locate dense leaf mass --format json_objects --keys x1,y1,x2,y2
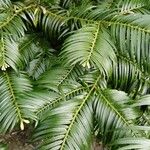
[{"x1": 0, "y1": 0, "x2": 150, "y2": 149}]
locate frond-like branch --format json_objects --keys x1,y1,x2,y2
[
  {"x1": 0, "y1": 35, "x2": 21, "y2": 71},
  {"x1": 109, "y1": 58, "x2": 150, "y2": 96},
  {"x1": 32, "y1": 96, "x2": 93, "y2": 150},
  {"x1": 35, "y1": 84, "x2": 86, "y2": 116},
  {"x1": 60, "y1": 24, "x2": 116, "y2": 76},
  {"x1": 35, "y1": 64, "x2": 84, "y2": 92},
  {"x1": 0, "y1": 71, "x2": 33, "y2": 133},
  {"x1": 32, "y1": 75, "x2": 101, "y2": 150},
  {"x1": 59, "y1": 75, "x2": 100, "y2": 149},
  {"x1": 18, "y1": 33, "x2": 57, "y2": 79},
  {"x1": 118, "y1": 0, "x2": 150, "y2": 14},
  {"x1": 0, "y1": 4, "x2": 36, "y2": 37},
  {"x1": 0, "y1": 4, "x2": 37, "y2": 70},
  {"x1": 112, "y1": 137, "x2": 150, "y2": 150},
  {"x1": 93, "y1": 89, "x2": 138, "y2": 145},
  {"x1": 0, "y1": 0, "x2": 11, "y2": 10}
]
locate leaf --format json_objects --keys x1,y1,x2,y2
[
  {"x1": 28, "y1": 6, "x2": 68, "y2": 41},
  {"x1": 61, "y1": 24, "x2": 116, "y2": 76},
  {"x1": 20, "y1": 76, "x2": 86, "y2": 119},
  {"x1": 109, "y1": 58, "x2": 150, "y2": 96},
  {"x1": 32, "y1": 74, "x2": 101, "y2": 149},
  {"x1": 132, "y1": 95, "x2": 150, "y2": 106},
  {"x1": 18, "y1": 34, "x2": 40, "y2": 66},
  {"x1": 18, "y1": 33, "x2": 57, "y2": 78},
  {"x1": 32, "y1": 93, "x2": 93, "y2": 150},
  {"x1": 0, "y1": 0, "x2": 11, "y2": 10},
  {"x1": 112, "y1": 137, "x2": 150, "y2": 150},
  {"x1": 0, "y1": 35, "x2": 21, "y2": 71},
  {"x1": 36, "y1": 65, "x2": 73, "y2": 92},
  {"x1": 118, "y1": 0, "x2": 149, "y2": 14},
  {"x1": 0, "y1": 71, "x2": 34, "y2": 133},
  {"x1": 0, "y1": 11, "x2": 26, "y2": 39},
  {"x1": 0, "y1": 143, "x2": 8, "y2": 150},
  {"x1": 36, "y1": 64, "x2": 84, "y2": 92},
  {"x1": 93, "y1": 89, "x2": 138, "y2": 145},
  {"x1": 111, "y1": 14, "x2": 150, "y2": 77}
]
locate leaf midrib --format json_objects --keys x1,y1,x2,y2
[
  {"x1": 36, "y1": 86, "x2": 88, "y2": 116},
  {"x1": 4, "y1": 72, "x2": 23, "y2": 121},
  {"x1": 0, "y1": 4, "x2": 36, "y2": 30},
  {"x1": 60, "y1": 75, "x2": 101, "y2": 150},
  {"x1": 100, "y1": 91, "x2": 130, "y2": 126},
  {"x1": 85, "y1": 24, "x2": 100, "y2": 64},
  {"x1": 45, "y1": 9, "x2": 150, "y2": 34}
]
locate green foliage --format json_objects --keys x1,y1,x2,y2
[
  {"x1": 0, "y1": 143, "x2": 8, "y2": 150},
  {"x1": 0, "y1": 0, "x2": 150, "y2": 149}
]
